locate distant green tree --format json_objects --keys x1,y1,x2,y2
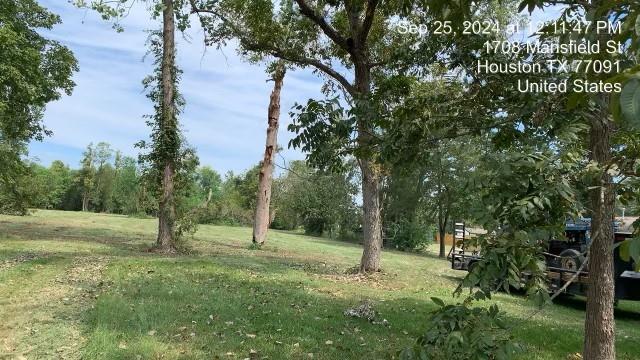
[
  {"x1": 272, "y1": 161, "x2": 360, "y2": 239},
  {"x1": 199, "y1": 168, "x2": 258, "y2": 226},
  {"x1": 78, "y1": 143, "x2": 96, "y2": 211},
  {"x1": 48, "y1": 160, "x2": 72, "y2": 209},
  {"x1": 92, "y1": 142, "x2": 115, "y2": 212},
  {"x1": 110, "y1": 156, "x2": 140, "y2": 215},
  {"x1": 26, "y1": 160, "x2": 73, "y2": 209},
  {"x1": 196, "y1": 166, "x2": 222, "y2": 203}
]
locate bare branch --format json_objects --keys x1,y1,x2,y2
[{"x1": 264, "y1": 47, "x2": 355, "y2": 94}]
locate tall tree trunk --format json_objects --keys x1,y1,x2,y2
[
  {"x1": 360, "y1": 159, "x2": 382, "y2": 271},
  {"x1": 437, "y1": 153, "x2": 447, "y2": 258},
  {"x1": 82, "y1": 192, "x2": 89, "y2": 212},
  {"x1": 253, "y1": 64, "x2": 286, "y2": 245},
  {"x1": 438, "y1": 208, "x2": 448, "y2": 258},
  {"x1": 156, "y1": 0, "x2": 177, "y2": 252},
  {"x1": 354, "y1": 60, "x2": 383, "y2": 273},
  {"x1": 583, "y1": 101, "x2": 616, "y2": 360}
]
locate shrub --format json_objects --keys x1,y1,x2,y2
[{"x1": 386, "y1": 219, "x2": 433, "y2": 251}]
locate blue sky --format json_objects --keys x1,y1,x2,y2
[
  {"x1": 30, "y1": 2, "x2": 561, "y2": 174},
  {"x1": 31, "y1": 0, "x2": 323, "y2": 174}
]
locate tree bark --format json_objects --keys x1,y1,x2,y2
[
  {"x1": 253, "y1": 64, "x2": 286, "y2": 245},
  {"x1": 437, "y1": 153, "x2": 448, "y2": 258},
  {"x1": 354, "y1": 59, "x2": 383, "y2": 272},
  {"x1": 359, "y1": 158, "x2": 383, "y2": 272},
  {"x1": 583, "y1": 101, "x2": 616, "y2": 360},
  {"x1": 438, "y1": 209, "x2": 448, "y2": 258},
  {"x1": 82, "y1": 193, "x2": 89, "y2": 212},
  {"x1": 156, "y1": 0, "x2": 177, "y2": 253}
]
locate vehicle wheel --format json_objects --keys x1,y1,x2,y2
[
  {"x1": 468, "y1": 261, "x2": 478, "y2": 273},
  {"x1": 559, "y1": 249, "x2": 585, "y2": 271}
]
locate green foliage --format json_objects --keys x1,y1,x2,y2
[
  {"x1": 196, "y1": 169, "x2": 256, "y2": 226},
  {"x1": 459, "y1": 149, "x2": 585, "y2": 305},
  {"x1": 0, "y1": 0, "x2": 77, "y2": 143},
  {"x1": 271, "y1": 160, "x2": 361, "y2": 240},
  {"x1": 0, "y1": 142, "x2": 31, "y2": 215},
  {"x1": 400, "y1": 299, "x2": 520, "y2": 360},
  {"x1": 386, "y1": 219, "x2": 434, "y2": 252},
  {"x1": 110, "y1": 155, "x2": 142, "y2": 215},
  {"x1": 288, "y1": 98, "x2": 356, "y2": 172},
  {"x1": 0, "y1": 0, "x2": 77, "y2": 214}
]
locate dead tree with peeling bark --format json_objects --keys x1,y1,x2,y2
[{"x1": 253, "y1": 63, "x2": 286, "y2": 246}]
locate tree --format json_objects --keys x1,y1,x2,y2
[
  {"x1": 93, "y1": 142, "x2": 115, "y2": 212},
  {"x1": 188, "y1": 0, "x2": 515, "y2": 271},
  {"x1": 79, "y1": 143, "x2": 96, "y2": 212},
  {"x1": 73, "y1": 0, "x2": 197, "y2": 249},
  {"x1": 187, "y1": 0, "x2": 419, "y2": 271},
  {"x1": 512, "y1": 1, "x2": 640, "y2": 357},
  {"x1": 253, "y1": 62, "x2": 286, "y2": 245},
  {"x1": 0, "y1": 0, "x2": 77, "y2": 214},
  {"x1": 137, "y1": 21, "x2": 184, "y2": 252},
  {"x1": 48, "y1": 160, "x2": 73, "y2": 209},
  {"x1": 424, "y1": 139, "x2": 483, "y2": 258},
  {"x1": 272, "y1": 160, "x2": 360, "y2": 239},
  {"x1": 111, "y1": 155, "x2": 141, "y2": 214},
  {"x1": 195, "y1": 166, "x2": 222, "y2": 203}
]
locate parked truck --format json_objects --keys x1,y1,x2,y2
[{"x1": 450, "y1": 218, "x2": 640, "y2": 301}]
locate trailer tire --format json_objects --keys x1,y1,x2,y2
[
  {"x1": 468, "y1": 260, "x2": 478, "y2": 273},
  {"x1": 559, "y1": 249, "x2": 585, "y2": 271}
]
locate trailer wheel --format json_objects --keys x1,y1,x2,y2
[
  {"x1": 559, "y1": 249, "x2": 585, "y2": 271},
  {"x1": 468, "y1": 260, "x2": 478, "y2": 273}
]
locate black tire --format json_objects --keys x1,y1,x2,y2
[
  {"x1": 467, "y1": 260, "x2": 478, "y2": 273},
  {"x1": 559, "y1": 249, "x2": 585, "y2": 271}
]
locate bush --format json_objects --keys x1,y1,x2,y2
[
  {"x1": 400, "y1": 298, "x2": 521, "y2": 360},
  {"x1": 386, "y1": 219, "x2": 433, "y2": 251},
  {"x1": 197, "y1": 200, "x2": 253, "y2": 226}
]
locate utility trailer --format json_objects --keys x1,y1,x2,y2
[{"x1": 449, "y1": 218, "x2": 640, "y2": 301}]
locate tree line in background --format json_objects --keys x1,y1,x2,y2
[
  {"x1": 16, "y1": 140, "x2": 494, "y2": 250},
  {"x1": 16, "y1": 142, "x2": 368, "y2": 239}
]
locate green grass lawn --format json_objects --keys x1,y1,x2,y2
[{"x1": 1, "y1": 210, "x2": 639, "y2": 359}]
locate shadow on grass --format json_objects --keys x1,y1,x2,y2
[
  {"x1": 75, "y1": 255, "x2": 640, "y2": 360},
  {"x1": 0, "y1": 220, "x2": 154, "y2": 254},
  {"x1": 78, "y1": 257, "x2": 428, "y2": 360},
  {"x1": 270, "y1": 229, "x2": 446, "y2": 261}
]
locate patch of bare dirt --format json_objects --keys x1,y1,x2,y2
[
  {"x1": 0, "y1": 253, "x2": 46, "y2": 271},
  {"x1": 317, "y1": 269, "x2": 401, "y2": 291}
]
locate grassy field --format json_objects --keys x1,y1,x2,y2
[{"x1": 1, "y1": 210, "x2": 639, "y2": 359}]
